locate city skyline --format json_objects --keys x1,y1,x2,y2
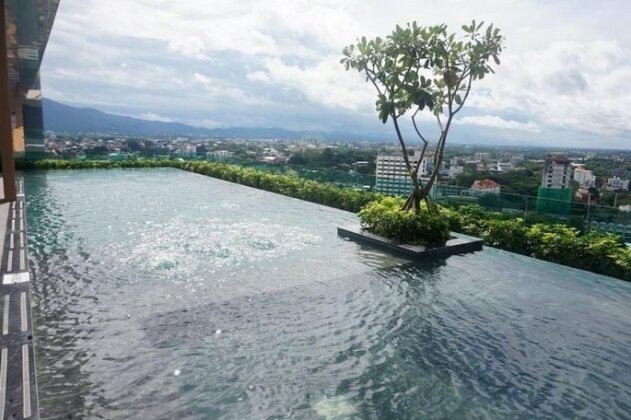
[{"x1": 41, "y1": 0, "x2": 631, "y2": 149}]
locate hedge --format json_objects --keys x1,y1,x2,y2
[
  {"x1": 181, "y1": 161, "x2": 380, "y2": 213},
  {"x1": 18, "y1": 159, "x2": 631, "y2": 281},
  {"x1": 443, "y1": 205, "x2": 631, "y2": 281}
]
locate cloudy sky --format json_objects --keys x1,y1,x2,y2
[{"x1": 41, "y1": 0, "x2": 631, "y2": 148}]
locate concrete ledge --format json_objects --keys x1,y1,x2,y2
[{"x1": 338, "y1": 225, "x2": 483, "y2": 259}]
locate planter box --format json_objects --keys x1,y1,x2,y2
[{"x1": 337, "y1": 225, "x2": 483, "y2": 259}]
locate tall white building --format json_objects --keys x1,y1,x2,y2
[
  {"x1": 207, "y1": 150, "x2": 232, "y2": 161},
  {"x1": 573, "y1": 166, "x2": 596, "y2": 187},
  {"x1": 473, "y1": 152, "x2": 491, "y2": 162},
  {"x1": 375, "y1": 150, "x2": 433, "y2": 196},
  {"x1": 448, "y1": 165, "x2": 464, "y2": 179},
  {"x1": 606, "y1": 176, "x2": 630, "y2": 191},
  {"x1": 542, "y1": 155, "x2": 571, "y2": 189}
]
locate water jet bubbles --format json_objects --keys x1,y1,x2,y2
[{"x1": 314, "y1": 396, "x2": 357, "y2": 419}]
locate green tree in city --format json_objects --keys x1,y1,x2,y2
[{"x1": 341, "y1": 21, "x2": 503, "y2": 212}]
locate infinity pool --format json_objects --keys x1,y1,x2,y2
[{"x1": 25, "y1": 168, "x2": 631, "y2": 419}]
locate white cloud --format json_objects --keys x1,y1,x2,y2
[
  {"x1": 458, "y1": 115, "x2": 540, "y2": 133},
  {"x1": 247, "y1": 56, "x2": 374, "y2": 111},
  {"x1": 41, "y1": 0, "x2": 631, "y2": 146},
  {"x1": 469, "y1": 40, "x2": 631, "y2": 137},
  {"x1": 193, "y1": 73, "x2": 211, "y2": 85},
  {"x1": 139, "y1": 113, "x2": 174, "y2": 123},
  {"x1": 199, "y1": 119, "x2": 226, "y2": 129},
  {"x1": 168, "y1": 36, "x2": 209, "y2": 61},
  {"x1": 193, "y1": 72, "x2": 269, "y2": 105}
]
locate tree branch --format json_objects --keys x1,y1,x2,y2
[
  {"x1": 392, "y1": 58, "x2": 416, "y2": 96},
  {"x1": 365, "y1": 69, "x2": 384, "y2": 97},
  {"x1": 436, "y1": 114, "x2": 444, "y2": 131},
  {"x1": 412, "y1": 108, "x2": 429, "y2": 174},
  {"x1": 391, "y1": 113, "x2": 420, "y2": 193},
  {"x1": 452, "y1": 71, "x2": 474, "y2": 115}
]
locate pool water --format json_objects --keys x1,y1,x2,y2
[{"x1": 25, "y1": 168, "x2": 631, "y2": 419}]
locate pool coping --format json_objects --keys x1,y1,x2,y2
[
  {"x1": 337, "y1": 225, "x2": 483, "y2": 259},
  {"x1": 0, "y1": 176, "x2": 39, "y2": 419}
]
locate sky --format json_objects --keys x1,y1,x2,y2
[{"x1": 41, "y1": 0, "x2": 631, "y2": 149}]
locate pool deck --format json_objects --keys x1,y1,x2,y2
[{"x1": 0, "y1": 177, "x2": 39, "y2": 419}]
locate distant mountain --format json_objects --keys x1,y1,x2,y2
[
  {"x1": 43, "y1": 98, "x2": 211, "y2": 137},
  {"x1": 42, "y1": 98, "x2": 387, "y2": 141}
]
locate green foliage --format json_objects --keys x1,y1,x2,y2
[
  {"x1": 359, "y1": 197, "x2": 450, "y2": 247},
  {"x1": 18, "y1": 160, "x2": 631, "y2": 281},
  {"x1": 181, "y1": 161, "x2": 379, "y2": 213},
  {"x1": 341, "y1": 21, "x2": 503, "y2": 210},
  {"x1": 16, "y1": 158, "x2": 183, "y2": 170},
  {"x1": 452, "y1": 167, "x2": 542, "y2": 197},
  {"x1": 442, "y1": 205, "x2": 631, "y2": 281},
  {"x1": 341, "y1": 21, "x2": 503, "y2": 122}
]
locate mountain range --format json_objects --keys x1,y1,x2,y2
[{"x1": 42, "y1": 98, "x2": 385, "y2": 141}]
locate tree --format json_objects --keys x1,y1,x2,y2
[{"x1": 341, "y1": 21, "x2": 503, "y2": 212}]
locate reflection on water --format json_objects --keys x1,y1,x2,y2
[{"x1": 25, "y1": 169, "x2": 631, "y2": 419}]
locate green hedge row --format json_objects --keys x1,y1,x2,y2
[
  {"x1": 443, "y1": 206, "x2": 631, "y2": 281},
  {"x1": 16, "y1": 159, "x2": 183, "y2": 170},
  {"x1": 20, "y1": 159, "x2": 631, "y2": 281},
  {"x1": 181, "y1": 161, "x2": 380, "y2": 212}
]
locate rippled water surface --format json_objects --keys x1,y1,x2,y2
[{"x1": 25, "y1": 169, "x2": 631, "y2": 419}]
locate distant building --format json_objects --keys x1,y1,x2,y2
[
  {"x1": 606, "y1": 176, "x2": 630, "y2": 191},
  {"x1": 352, "y1": 161, "x2": 369, "y2": 169},
  {"x1": 448, "y1": 165, "x2": 464, "y2": 179},
  {"x1": 573, "y1": 166, "x2": 596, "y2": 187},
  {"x1": 261, "y1": 155, "x2": 287, "y2": 164},
  {"x1": 488, "y1": 161, "x2": 513, "y2": 173},
  {"x1": 178, "y1": 144, "x2": 197, "y2": 159},
  {"x1": 575, "y1": 187, "x2": 593, "y2": 202},
  {"x1": 207, "y1": 150, "x2": 232, "y2": 161},
  {"x1": 107, "y1": 152, "x2": 128, "y2": 161},
  {"x1": 473, "y1": 152, "x2": 491, "y2": 162},
  {"x1": 471, "y1": 179, "x2": 501, "y2": 194},
  {"x1": 375, "y1": 150, "x2": 432, "y2": 196},
  {"x1": 541, "y1": 155, "x2": 571, "y2": 189},
  {"x1": 537, "y1": 155, "x2": 572, "y2": 215}
]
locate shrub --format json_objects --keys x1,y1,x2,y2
[
  {"x1": 444, "y1": 205, "x2": 631, "y2": 281},
  {"x1": 358, "y1": 197, "x2": 450, "y2": 247}
]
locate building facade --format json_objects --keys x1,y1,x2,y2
[
  {"x1": 537, "y1": 155, "x2": 572, "y2": 215},
  {"x1": 1, "y1": 0, "x2": 59, "y2": 200},
  {"x1": 374, "y1": 150, "x2": 432, "y2": 196},
  {"x1": 606, "y1": 176, "x2": 630, "y2": 191},
  {"x1": 471, "y1": 179, "x2": 501, "y2": 194},
  {"x1": 541, "y1": 155, "x2": 571, "y2": 188},
  {"x1": 473, "y1": 152, "x2": 490, "y2": 161},
  {"x1": 573, "y1": 166, "x2": 596, "y2": 187}
]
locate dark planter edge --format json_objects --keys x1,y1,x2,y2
[{"x1": 337, "y1": 225, "x2": 483, "y2": 259}]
